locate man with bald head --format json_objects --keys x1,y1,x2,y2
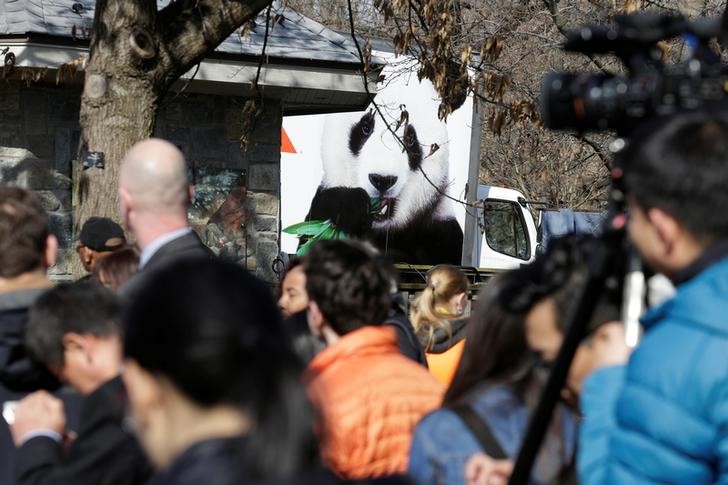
[{"x1": 118, "y1": 138, "x2": 212, "y2": 296}]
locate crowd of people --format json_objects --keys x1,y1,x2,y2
[{"x1": 1, "y1": 110, "x2": 728, "y2": 485}]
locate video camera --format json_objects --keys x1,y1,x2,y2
[{"x1": 541, "y1": 13, "x2": 728, "y2": 134}]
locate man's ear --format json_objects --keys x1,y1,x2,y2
[
  {"x1": 118, "y1": 188, "x2": 133, "y2": 226},
  {"x1": 456, "y1": 292, "x2": 467, "y2": 310},
  {"x1": 307, "y1": 301, "x2": 325, "y2": 337},
  {"x1": 78, "y1": 246, "x2": 93, "y2": 267},
  {"x1": 647, "y1": 207, "x2": 680, "y2": 255},
  {"x1": 44, "y1": 234, "x2": 58, "y2": 270},
  {"x1": 63, "y1": 332, "x2": 91, "y2": 363}
]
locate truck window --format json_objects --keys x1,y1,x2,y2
[{"x1": 482, "y1": 200, "x2": 530, "y2": 260}]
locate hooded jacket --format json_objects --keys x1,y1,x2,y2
[
  {"x1": 419, "y1": 318, "x2": 468, "y2": 387},
  {"x1": 579, "y1": 255, "x2": 728, "y2": 483},
  {"x1": 306, "y1": 326, "x2": 443, "y2": 479}
]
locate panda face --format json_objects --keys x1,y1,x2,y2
[
  {"x1": 348, "y1": 112, "x2": 423, "y2": 172},
  {"x1": 320, "y1": 78, "x2": 454, "y2": 230},
  {"x1": 347, "y1": 112, "x2": 430, "y2": 225}
]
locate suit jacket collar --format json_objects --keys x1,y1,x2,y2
[
  {"x1": 139, "y1": 228, "x2": 193, "y2": 269},
  {"x1": 79, "y1": 375, "x2": 128, "y2": 434}
]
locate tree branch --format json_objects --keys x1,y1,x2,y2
[
  {"x1": 154, "y1": 0, "x2": 272, "y2": 88},
  {"x1": 542, "y1": 0, "x2": 614, "y2": 75}
]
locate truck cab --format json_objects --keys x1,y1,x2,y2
[{"x1": 468, "y1": 185, "x2": 538, "y2": 270}]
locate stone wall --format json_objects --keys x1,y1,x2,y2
[
  {"x1": 0, "y1": 84, "x2": 80, "y2": 280},
  {"x1": 155, "y1": 94, "x2": 282, "y2": 283},
  {"x1": 0, "y1": 82, "x2": 282, "y2": 283}
]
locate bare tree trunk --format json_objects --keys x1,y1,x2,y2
[{"x1": 73, "y1": 0, "x2": 272, "y2": 275}]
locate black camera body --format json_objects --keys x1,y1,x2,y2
[{"x1": 541, "y1": 13, "x2": 728, "y2": 133}]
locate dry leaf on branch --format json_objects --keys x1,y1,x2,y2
[{"x1": 56, "y1": 56, "x2": 86, "y2": 84}]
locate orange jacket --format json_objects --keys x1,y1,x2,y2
[
  {"x1": 426, "y1": 338, "x2": 465, "y2": 387},
  {"x1": 305, "y1": 326, "x2": 444, "y2": 479}
]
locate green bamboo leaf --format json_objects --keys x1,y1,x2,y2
[
  {"x1": 295, "y1": 220, "x2": 335, "y2": 256},
  {"x1": 283, "y1": 220, "x2": 330, "y2": 236},
  {"x1": 296, "y1": 237, "x2": 316, "y2": 256},
  {"x1": 369, "y1": 196, "x2": 381, "y2": 215},
  {"x1": 320, "y1": 225, "x2": 336, "y2": 240}
]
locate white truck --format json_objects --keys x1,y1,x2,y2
[
  {"x1": 279, "y1": 47, "x2": 600, "y2": 278},
  {"x1": 464, "y1": 185, "x2": 603, "y2": 271}
]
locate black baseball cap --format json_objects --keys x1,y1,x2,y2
[{"x1": 79, "y1": 217, "x2": 126, "y2": 252}]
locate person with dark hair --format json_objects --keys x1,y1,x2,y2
[
  {"x1": 93, "y1": 247, "x2": 140, "y2": 291},
  {"x1": 0, "y1": 187, "x2": 59, "y2": 392},
  {"x1": 0, "y1": 187, "x2": 67, "y2": 485},
  {"x1": 279, "y1": 258, "x2": 309, "y2": 317},
  {"x1": 492, "y1": 236, "x2": 628, "y2": 401},
  {"x1": 123, "y1": 257, "x2": 346, "y2": 485},
  {"x1": 303, "y1": 239, "x2": 443, "y2": 479},
  {"x1": 278, "y1": 259, "x2": 324, "y2": 365},
  {"x1": 75, "y1": 217, "x2": 126, "y2": 277},
  {"x1": 408, "y1": 272, "x2": 577, "y2": 485},
  {"x1": 9, "y1": 281, "x2": 151, "y2": 485},
  {"x1": 457, "y1": 236, "x2": 627, "y2": 485},
  {"x1": 282, "y1": 255, "x2": 425, "y2": 367},
  {"x1": 571, "y1": 112, "x2": 728, "y2": 484}
]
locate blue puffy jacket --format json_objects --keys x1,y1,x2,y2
[
  {"x1": 408, "y1": 384, "x2": 575, "y2": 485},
  {"x1": 579, "y1": 256, "x2": 728, "y2": 484}
]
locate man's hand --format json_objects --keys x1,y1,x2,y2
[
  {"x1": 465, "y1": 453, "x2": 514, "y2": 485},
  {"x1": 9, "y1": 391, "x2": 66, "y2": 447}
]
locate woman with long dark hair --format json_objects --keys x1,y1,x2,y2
[
  {"x1": 121, "y1": 258, "x2": 322, "y2": 484},
  {"x1": 407, "y1": 272, "x2": 576, "y2": 485}
]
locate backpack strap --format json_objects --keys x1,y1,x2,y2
[{"x1": 447, "y1": 403, "x2": 508, "y2": 460}]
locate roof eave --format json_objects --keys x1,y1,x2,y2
[{"x1": 0, "y1": 36, "x2": 380, "y2": 114}]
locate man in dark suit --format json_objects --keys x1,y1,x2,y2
[
  {"x1": 9, "y1": 281, "x2": 151, "y2": 485},
  {"x1": 117, "y1": 138, "x2": 212, "y2": 297}
]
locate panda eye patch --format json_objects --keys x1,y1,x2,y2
[{"x1": 348, "y1": 113, "x2": 376, "y2": 156}]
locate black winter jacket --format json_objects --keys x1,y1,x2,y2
[
  {"x1": 15, "y1": 376, "x2": 152, "y2": 485},
  {"x1": 0, "y1": 288, "x2": 60, "y2": 392}
]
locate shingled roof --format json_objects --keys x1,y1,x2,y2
[
  {"x1": 0, "y1": 0, "x2": 382, "y2": 113},
  {"x1": 0, "y1": 0, "x2": 365, "y2": 65}
]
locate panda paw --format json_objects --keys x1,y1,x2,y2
[{"x1": 309, "y1": 186, "x2": 372, "y2": 237}]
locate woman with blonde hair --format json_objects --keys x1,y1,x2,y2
[{"x1": 410, "y1": 265, "x2": 469, "y2": 386}]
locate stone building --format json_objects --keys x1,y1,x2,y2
[{"x1": 0, "y1": 0, "x2": 374, "y2": 282}]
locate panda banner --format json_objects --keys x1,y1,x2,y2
[{"x1": 281, "y1": 55, "x2": 474, "y2": 266}]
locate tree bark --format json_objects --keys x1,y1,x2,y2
[{"x1": 74, "y1": 0, "x2": 272, "y2": 275}]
